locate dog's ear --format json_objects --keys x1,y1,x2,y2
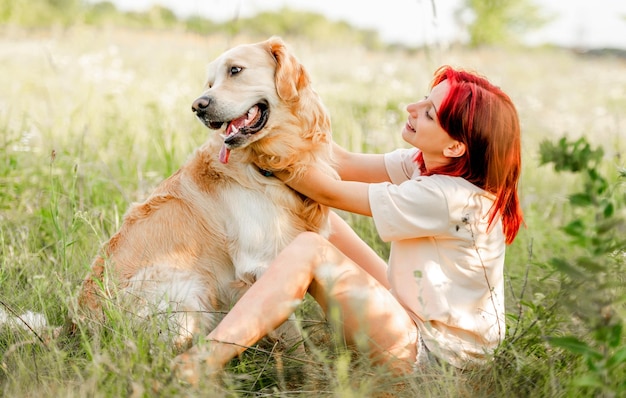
[{"x1": 266, "y1": 36, "x2": 310, "y2": 101}]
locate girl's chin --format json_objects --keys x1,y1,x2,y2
[{"x1": 401, "y1": 128, "x2": 415, "y2": 143}]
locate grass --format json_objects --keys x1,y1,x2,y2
[{"x1": 1, "y1": 26, "x2": 625, "y2": 396}]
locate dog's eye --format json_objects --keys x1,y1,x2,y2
[{"x1": 230, "y1": 66, "x2": 243, "y2": 75}]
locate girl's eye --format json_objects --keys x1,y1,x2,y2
[
  {"x1": 230, "y1": 66, "x2": 242, "y2": 75},
  {"x1": 425, "y1": 109, "x2": 433, "y2": 120}
]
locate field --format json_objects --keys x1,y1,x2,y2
[{"x1": 1, "y1": 26, "x2": 625, "y2": 397}]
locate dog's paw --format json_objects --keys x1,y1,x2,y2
[{"x1": 171, "y1": 347, "x2": 221, "y2": 386}]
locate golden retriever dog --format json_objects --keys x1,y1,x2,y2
[{"x1": 74, "y1": 36, "x2": 336, "y2": 351}]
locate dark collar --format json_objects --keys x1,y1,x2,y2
[{"x1": 258, "y1": 168, "x2": 274, "y2": 177}]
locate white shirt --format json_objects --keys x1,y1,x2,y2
[{"x1": 368, "y1": 148, "x2": 506, "y2": 369}]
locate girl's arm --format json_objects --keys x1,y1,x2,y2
[
  {"x1": 327, "y1": 212, "x2": 390, "y2": 288},
  {"x1": 275, "y1": 143, "x2": 390, "y2": 216},
  {"x1": 275, "y1": 167, "x2": 372, "y2": 216},
  {"x1": 333, "y1": 143, "x2": 390, "y2": 183}
]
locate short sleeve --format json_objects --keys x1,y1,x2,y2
[
  {"x1": 368, "y1": 177, "x2": 450, "y2": 241},
  {"x1": 384, "y1": 148, "x2": 420, "y2": 184}
]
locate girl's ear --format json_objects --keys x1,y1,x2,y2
[{"x1": 443, "y1": 141, "x2": 466, "y2": 158}]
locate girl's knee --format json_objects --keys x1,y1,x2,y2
[
  {"x1": 283, "y1": 232, "x2": 338, "y2": 271},
  {"x1": 290, "y1": 231, "x2": 328, "y2": 253}
]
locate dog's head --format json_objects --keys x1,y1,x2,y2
[{"x1": 192, "y1": 37, "x2": 331, "y2": 167}]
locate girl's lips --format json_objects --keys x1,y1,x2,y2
[{"x1": 405, "y1": 121, "x2": 416, "y2": 132}]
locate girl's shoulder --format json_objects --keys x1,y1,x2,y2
[
  {"x1": 417, "y1": 175, "x2": 498, "y2": 226},
  {"x1": 418, "y1": 174, "x2": 495, "y2": 201}
]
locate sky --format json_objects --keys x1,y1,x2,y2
[{"x1": 99, "y1": 0, "x2": 626, "y2": 50}]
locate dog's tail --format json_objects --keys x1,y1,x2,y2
[{"x1": 0, "y1": 302, "x2": 50, "y2": 343}]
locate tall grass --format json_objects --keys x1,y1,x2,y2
[{"x1": 1, "y1": 26, "x2": 624, "y2": 396}]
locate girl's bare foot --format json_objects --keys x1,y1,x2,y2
[{"x1": 171, "y1": 345, "x2": 222, "y2": 386}]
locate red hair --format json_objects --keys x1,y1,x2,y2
[{"x1": 417, "y1": 66, "x2": 523, "y2": 244}]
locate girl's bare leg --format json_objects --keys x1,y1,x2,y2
[{"x1": 172, "y1": 232, "x2": 418, "y2": 383}]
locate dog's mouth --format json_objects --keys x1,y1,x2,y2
[{"x1": 206, "y1": 102, "x2": 269, "y2": 164}]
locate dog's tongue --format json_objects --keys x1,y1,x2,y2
[
  {"x1": 218, "y1": 106, "x2": 259, "y2": 164},
  {"x1": 218, "y1": 115, "x2": 245, "y2": 164},
  {"x1": 219, "y1": 144, "x2": 231, "y2": 163}
]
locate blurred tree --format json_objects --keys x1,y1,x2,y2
[
  {"x1": 0, "y1": 0, "x2": 81, "y2": 26},
  {"x1": 455, "y1": 0, "x2": 550, "y2": 47},
  {"x1": 83, "y1": 1, "x2": 118, "y2": 25},
  {"x1": 146, "y1": 5, "x2": 177, "y2": 28},
  {"x1": 237, "y1": 8, "x2": 382, "y2": 49},
  {"x1": 184, "y1": 15, "x2": 220, "y2": 35},
  {"x1": 0, "y1": 1, "x2": 383, "y2": 49}
]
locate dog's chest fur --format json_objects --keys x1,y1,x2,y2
[{"x1": 182, "y1": 136, "x2": 325, "y2": 282}]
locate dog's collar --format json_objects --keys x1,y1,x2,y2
[{"x1": 258, "y1": 168, "x2": 274, "y2": 177}]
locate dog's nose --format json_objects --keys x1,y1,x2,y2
[{"x1": 191, "y1": 96, "x2": 210, "y2": 113}]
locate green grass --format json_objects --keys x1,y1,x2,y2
[{"x1": 1, "y1": 26, "x2": 625, "y2": 396}]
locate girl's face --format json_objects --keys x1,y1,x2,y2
[{"x1": 402, "y1": 80, "x2": 461, "y2": 167}]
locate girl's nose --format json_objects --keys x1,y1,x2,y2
[{"x1": 406, "y1": 102, "x2": 419, "y2": 116}]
